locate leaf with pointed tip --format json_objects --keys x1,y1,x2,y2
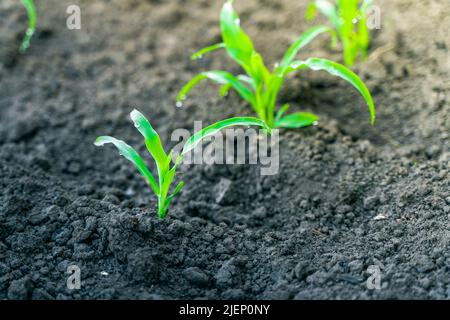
[
  {"x1": 278, "y1": 25, "x2": 336, "y2": 73},
  {"x1": 220, "y1": 0, "x2": 255, "y2": 71},
  {"x1": 275, "y1": 112, "x2": 318, "y2": 129},
  {"x1": 94, "y1": 136, "x2": 159, "y2": 194},
  {"x1": 130, "y1": 109, "x2": 168, "y2": 172},
  {"x1": 182, "y1": 117, "x2": 270, "y2": 155},
  {"x1": 178, "y1": 71, "x2": 256, "y2": 105},
  {"x1": 191, "y1": 43, "x2": 226, "y2": 60},
  {"x1": 286, "y1": 58, "x2": 375, "y2": 125},
  {"x1": 308, "y1": 0, "x2": 339, "y2": 27},
  {"x1": 163, "y1": 181, "x2": 184, "y2": 215},
  {"x1": 274, "y1": 103, "x2": 290, "y2": 124}
]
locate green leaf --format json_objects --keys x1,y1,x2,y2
[
  {"x1": 191, "y1": 43, "x2": 226, "y2": 60},
  {"x1": 278, "y1": 25, "x2": 336, "y2": 73},
  {"x1": 274, "y1": 103, "x2": 290, "y2": 124},
  {"x1": 219, "y1": 75, "x2": 255, "y2": 98},
  {"x1": 178, "y1": 71, "x2": 256, "y2": 105},
  {"x1": 130, "y1": 110, "x2": 168, "y2": 171},
  {"x1": 306, "y1": 2, "x2": 318, "y2": 20},
  {"x1": 172, "y1": 181, "x2": 184, "y2": 197},
  {"x1": 310, "y1": 0, "x2": 339, "y2": 27},
  {"x1": 287, "y1": 58, "x2": 375, "y2": 125},
  {"x1": 94, "y1": 136, "x2": 160, "y2": 195},
  {"x1": 362, "y1": 0, "x2": 373, "y2": 10},
  {"x1": 236, "y1": 75, "x2": 255, "y2": 88},
  {"x1": 275, "y1": 112, "x2": 318, "y2": 129},
  {"x1": 160, "y1": 166, "x2": 177, "y2": 199},
  {"x1": 182, "y1": 117, "x2": 271, "y2": 155},
  {"x1": 250, "y1": 52, "x2": 270, "y2": 85},
  {"x1": 164, "y1": 181, "x2": 184, "y2": 213},
  {"x1": 20, "y1": 0, "x2": 37, "y2": 53},
  {"x1": 220, "y1": 0, "x2": 255, "y2": 71}
]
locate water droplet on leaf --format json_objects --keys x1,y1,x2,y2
[{"x1": 176, "y1": 101, "x2": 183, "y2": 108}]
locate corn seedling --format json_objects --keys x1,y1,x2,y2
[
  {"x1": 307, "y1": 0, "x2": 373, "y2": 66},
  {"x1": 20, "y1": 0, "x2": 37, "y2": 53},
  {"x1": 178, "y1": 0, "x2": 375, "y2": 130},
  {"x1": 94, "y1": 110, "x2": 270, "y2": 219}
]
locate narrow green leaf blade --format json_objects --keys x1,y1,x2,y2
[
  {"x1": 94, "y1": 136, "x2": 159, "y2": 194},
  {"x1": 312, "y1": 0, "x2": 339, "y2": 27},
  {"x1": 130, "y1": 110, "x2": 168, "y2": 169},
  {"x1": 274, "y1": 103, "x2": 290, "y2": 124},
  {"x1": 164, "y1": 181, "x2": 184, "y2": 209},
  {"x1": 220, "y1": 0, "x2": 255, "y2": 69},
  {"x1": 250, "y1": 52, "x2": 270, "y2": 85},
  {"x1": 161, "y1": 166, "x2": 177, "y2": 199},
  {"x1": 182, "y1": 117, "x2": 271, "y2": 155},
  {"x1": 178, "y1": 71, "x2": 255, "y2": 105},
  {"x1": 191, "y1": 43, "x2": 226, "y2": 60},
  {"x1": 275, "y1": 112, "x2": 318, "y2": 129},
  {"x1": 288, "y1": 58, "x2": 376, "y2": 125},
  {"x1": 278, "y1": 25, "x2": 336, "y2": 72},
  {"x1": 20, "y1": 0, "x2": 37, "y2": 53}
]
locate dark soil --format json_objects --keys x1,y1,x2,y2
[{"x1": 0, "y1": 0, "x2": 449, "y2": 300}]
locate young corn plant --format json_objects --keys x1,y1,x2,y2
[
  {"x1": 20, "y1": 0, "x2": 37, "y2": 53},
  {"x1": 307, "y1": 0, "x2": 373, "y2": 66},
  {"x1": 94, "y1": 109, "x2": 270, "y2": 219},
  {"x1": 178, "y1": 0, "x2": 375, "y2": 130}
]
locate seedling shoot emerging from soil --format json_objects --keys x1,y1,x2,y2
[
  {"x1": 307, "y1": 0, "x2": 373, "y2": 66},
  {"x1": 178, "y1": 0, "x2": 375, "y2": 129},
  {"x1": 94, "y1": 110, "x2": 270, "y2": 219},
  {"x1": 20, "y1": 0, "x2": 37, "y2": 53}
]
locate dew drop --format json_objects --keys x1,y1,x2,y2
[
  {"x1": 176, "y1": 101, "x2": 183, "y2": 108},
  {"x1": 134, "y1": 123, "x2": 140, "y2": 128},
  {"x1": 352, "y1": 18, "x2": 358, "y2": 24},
  {"x1": 234, "y1": 18, "x2": 240, "y2": 25}
]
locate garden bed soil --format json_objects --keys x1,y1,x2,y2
[{"x1": 0, "y1": 0, "x2": 449, "y2": 299}]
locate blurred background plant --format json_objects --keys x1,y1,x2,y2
[
  {"x1": 307, "y1": 0, "x2": 373, "y2": 66},
  {"x1": 20, "y1": 0, "x2": 36, "y2": 52}
]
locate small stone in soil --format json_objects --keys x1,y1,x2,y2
[{"x1": 182, "y1": 267, "x2": 209, "y2": 287}]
